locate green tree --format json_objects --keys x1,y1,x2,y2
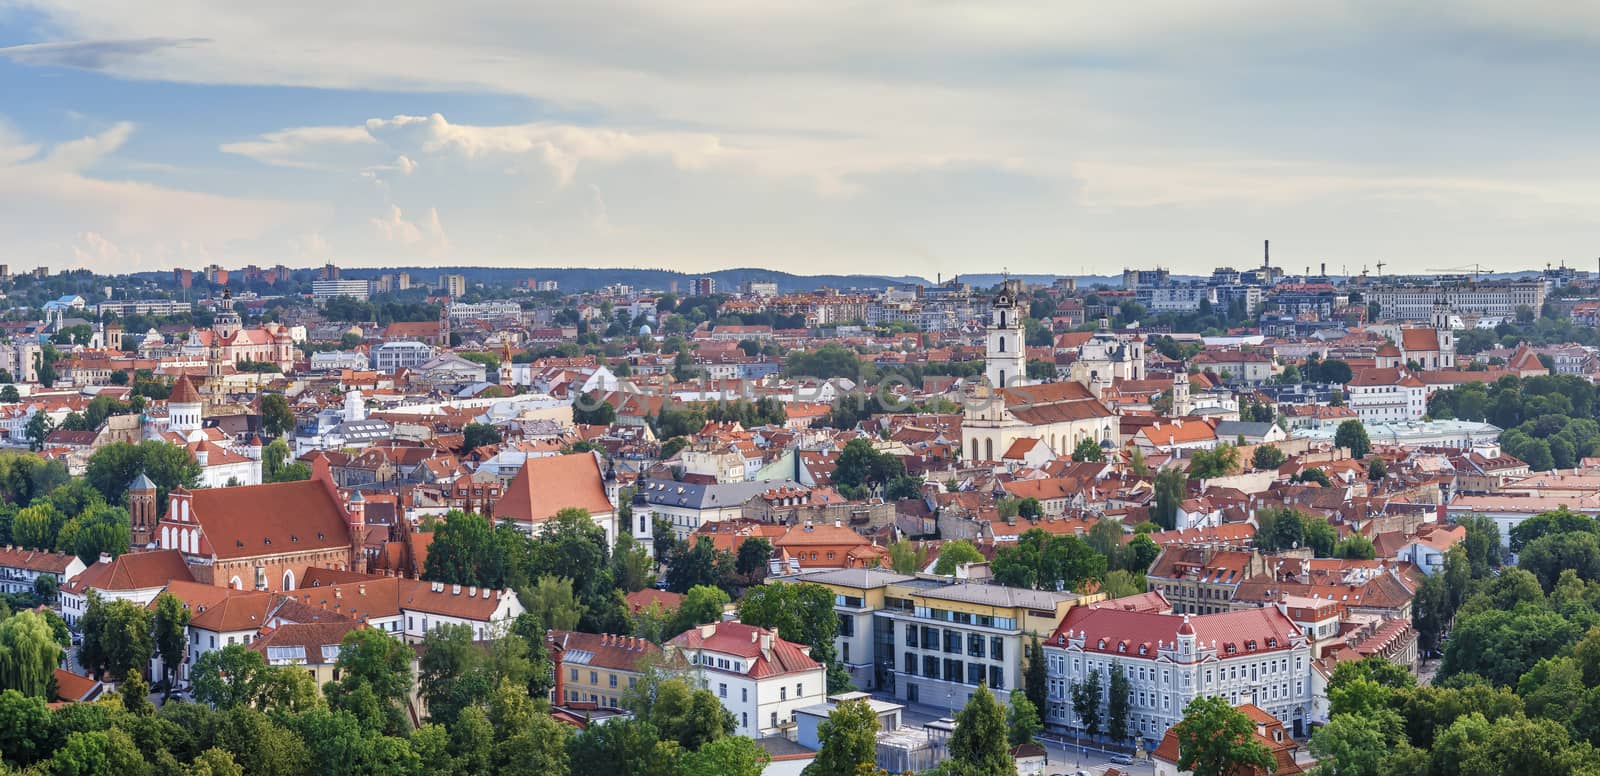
[
  {"x1": 644, "y1": 677, "x2": 734, "y2": 751},
  {"x1": 462, "y1": 422, "x2": 503, "y2": 451},
  {"x1": 0, "y1": 688, "x2": 57, "y2": 767},
  {"x1": 24, "y1": 412, "x2": 52, "y2": 451},
  {"x1": 1252, "y1": 445, "x2": 1285, "y2": 470},
  {"x1": 10, "y1": 502, "x2": 61, "y2": 550},
  {"x1": 934, "y1": 539, "x2": 984, "y2": 575},
  {"x1": 520, "y1": 575, "x2": 586, "y2": 633},
  {"x1": 152, "y1": 592, "x2": 191, "y2": 693},
  {"x1": 1071, "y1": 668, "x2": 1102, "y2": 736},
  {"x1": 1107, "y1": 665, "x2": 1131, "y2": 742},
  {"x1": 1367, "y1": 456, "x2": 1388, "y2": 480},
  {"x1": 84, "y1": 440, "x2": 201, "y2": 512},
  {"x1": 1335, "y1": 419, "x2": 1371, "y2": 458},
  {"x1": 1153, "y1": 466, "x2": 1186, "y2": 529},
  {"x1": 949, "y1": 683, "x2": 1013, "y2": 776},
  {"x1": 1072, "y1": 437, "x2": 1104, "y2": 462},
  {"x1": 422, "y1": 510, "x2": 508, "y2": 589},
  {"x1": 802, "y1": 698, "x2": 879, "y2": 776},
  {"x1": 733, "y1": 538, "x2": 772, "y2": 584},
  {"x1": 0, "y1": 611, "x2": 64, "y2": 698},
  {"x1": 79, "y1": 596, "x2": 153, "y2": 681},
  {"x1": 192, "y1": 645, "x2": 274, "y2": 710},
  {"x1": 1335, "y1": 534, "x2": 1377, "y2": 560},
  {"x1": 1441, "y1": 605, "x2": 1583, "y2": 687},
  {"x1": 1310, "y1": 713, "x2": 1390, "y2": 776},
  {"x1": 737, "y1": 582, "x2": 851, "y2": 693},
  {"x1": 1006, "y1": 689, "x2": 1042, "y2": 747},
  {"x1": 668, "y1": 585, "x2": 729, "y2": 640},
  {"x1": 324, "y1": 628, "x2": 414, "y2": 734},
  {"x1": 418, "y1": 623, "x2": 493, "y2": 726},
  {"x1": 680, "y1": 734, "x2": 770, "y2": 776},
  {"x1": 1303, "y1": 517, "x2": 1338, "y2": 557},
  {"x1": 257, "y1": 393, "x2": 295, "y2": 438},
  {"x1": 1187, "y1": 444, "x2": 1239, "y2": 479},
  {"x1": 1519, "y1": 531, "x2": 1600, "y2": 591},
  {"x1": 568, "y1": 717, "x2": 677, "y2": 776},
  {"x1": 1024, "y1": 635, "x2": 1047, "y2": 714},
  {"x1": 887, "y1": 540, "x2": 931, "y2": 574},
  {"x1": 1172, "y1": 696, "x2": 1275, "y2": 776},
  {"x1": 261, "y1": 438, "x2": 293, "y2": 482}
]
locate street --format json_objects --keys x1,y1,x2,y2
[{"x1": 876, "y1": 693, "x2": 1155, "y2": 776}]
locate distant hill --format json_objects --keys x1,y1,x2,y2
[{"x1": 345, "y1": 266, "x2": 928, "y2": 294}]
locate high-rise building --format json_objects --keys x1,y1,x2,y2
[
  {"x1": 321, "y1": 263, "x2": 341, "y2": 281},
  {"x1": 396, "y1": 272, "x2": 411, "y2": 290},
  {"x1": 692, "y1": 277, "x2": 716, "y2": 296},
  {"x1": 312, "y1": 279, "x2": 373, "y2": 303},
  {"x1": 439, "y1": 274, "x2": 467, "y2": 298}
]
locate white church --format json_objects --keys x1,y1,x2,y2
[{"x1": 961, "y1": 289, "x2": 1121, "y2": 463}]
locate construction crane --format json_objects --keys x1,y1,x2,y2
[
  {"x1": 1426, "y1": 263, "x2": 1492, "y2": 281},
  {"x1": 1375, "y1": 261, "x2": 1386, "y2": 278}
]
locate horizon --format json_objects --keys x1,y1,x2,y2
[{"x1": 5, "y1": 4, "x2": 1600, "y2": 276}]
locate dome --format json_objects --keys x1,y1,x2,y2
[{"x1": 345, "y1": 325, "x2": 364, "y2": 338}]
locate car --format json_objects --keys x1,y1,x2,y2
[{"x1": 1110, "y1": 754, "x2": 1134, "y2": 765}]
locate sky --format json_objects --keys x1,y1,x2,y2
[{"x1": 3, "y1": 2, "x2": 1600, "y2": 279}]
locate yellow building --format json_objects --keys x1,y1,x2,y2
[
  {"x1": 781, "y1": 568, "x2": 1101, "y2": 709},
  {"x1": 549, "y1": 630, "x2": 662, "y2": 710}
]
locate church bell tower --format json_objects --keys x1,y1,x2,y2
[{"x1": 985, "y1": 288, "x2": 1027, "y2": 389}]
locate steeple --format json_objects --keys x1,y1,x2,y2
[{"x1": 985, "y1": 288, "x2": 1027, "y2": 389}]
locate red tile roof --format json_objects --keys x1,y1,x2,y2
[
  {"x1": 64, "y1": 549, "x2": 193, "y2": 593},
  {"x1": 184, "y1": 478, "x2": 352, "y2": 561},
  {"x1": 668, "y1": 621, "x2": 822, "y2": 679},
  {"x1": 492, "y1": 453, "x2": 614, "y2": 525}
]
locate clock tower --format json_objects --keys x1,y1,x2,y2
[{"x1": 985, "y1": 289, "x2": 1027, "y2": 389}]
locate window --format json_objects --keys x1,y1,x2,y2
[
  {"x1": 945, "y1": 658, "x2": 962, "y2": 682},
  {"x1": 609, "y1": 674, "x2": 617, "y2": 688},
  {"x1": 742, "y1": 688, "x2": 748, "y2": 702},
  {"x1": 990, "y1": 637, "x2": 1004, "y2": 661},
  {"x1": 843, "y1": 642, "x2": 850, "y2": 663},
  {"x1": 945, "y1": 630, "x2": 961, "y2": 654},
  {"x1": 924, "y1": 655, "x2": 940, "y2": 679},
  {"x1": 742, "y1": 713, "x2": 748, "y2": 729},
  {"x1": 780, "y1": 686, "x2": 787, "y2": 701},
  {"x1": 990, "y1": 665, "x2": 1004, "y2": 690},
  {"x1": 590, "y1": 671, "x2": 598, "y2": 684},
  {"x1": 719, "y1": 683, "x2": 727, "y2": 698},
  {"x1": 838, "y1": 615, "x2": 855, "y2": 637},
  {"x1": 968, "y1": 633, "x2": 984, "y2": 657},
  {"x1": 905, "y1": 652, "x2": 917, "y2": 674},
  {"x1": 907, "y1": 625, "x2": 919, "y2": 648},
  {"x1": 796, "y1": 683, "x2": 803, "y2": 698},
  {"x1": 771, "y1": 712, "x2": 777, "y2": 729},
  {"x1": 570, "y1": 668, "x2": 579, "y2": 681},
  {"x1": 968, "y1": 663, "x2": 984, "y2": 685}
]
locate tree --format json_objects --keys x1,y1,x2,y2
[
  {"x1": 1310, "y1": 713, "x2": 1390, "y2": 776},
  {"x1": 1252, "y1": 445, "x2": 1285, "y2": 470},
  {"x1": 1187, "y1": 444, "x2": 1239, "y2": 479},
  {"x1": 665, "y1": 536, "x2": 726, "y2": 594},
  {"x1": 462, "y1": 423, "x2": 502, "y2": 452},
  {"x1": 11, "y1": 503, "x2": 61, "y2": 550},
  {"x1": 1006, "y1": 689, "x2": 1042, "y2": 747},
  {"x1": 1294, "y1": 466, "x2": 1331, "y2": 486},
  {"x1": 79, "y1": 596, "x2": 153, "y2": 681},
  {"x1": 84, "y1": 440, "x2": 200, "y2": 511},
  {"x1": 152, "y1": 592, "x2": 191, "y2": 692},
  {"x1": 1335, "y1": 419, "x2": 1371, "y2": 459},
  {"x1": 521, "y1": 575, "x2": 586, "y2": 633},
  {"x1": 324, "y1": 628, "x2": 414, "y2": 734},
  {"x1": 257, "y1": 393, "x2": 295, "y2": 438},
  {"x1": 1441, "y1": 606, "x2": 1583, "y2": 687},
  {"x1": 1107, "y1": 665, "x2": 1131, "y2": 743},
  {"x1": 568, "y1": 717, "x2": 677, "y2": 776},
  {"x1": 418, "y1": 624, "x2": 492, "y2": 726},
  {"x1": 948, "y1": 683, "x2": 1013, "y2": 776},
  {"x1": 0, "y1": 611, "x2": 63, "y2": 698},
  {"x1": 667, "y1": 585, "x2": 728, "y2": 639},
  {"x1": 1072, "y1": 437, "x2": 1104, "y2": 462},
  {"x1": 1153, "y1": 466, "x2": 1186, "y2": 529},
  {"x1": 1519, "y1": 531, "x2": 1600, "y2": 591},
  {"x1": 1335, "y1": 534, "x2": 1377, "y2": 560},
  {"x1": 680, "y1": 734, "x2": 770, "y2": 776},
  {"x1": 1172, "y1": 696, "x2": 1275, "y2": 776},
  {"x1": 802, "y1": 698, "x2": 879, "y2": 776},
  {"x1": 643, "y1": 677, "x2": 734, "y2": 751},
  {"x1": 733, "y1": 538, "x2": 772, "y2": 584},
  {"x1": 737, "y1": 583, "x2": 850, "y2": 693},
  {"x1": 0, "y1": 688, "x2": 56, "y2": 766},
  {"x1": 24, "y1": 412, "x2": 52, "y2": 451},
  {"x1": 934, "y1": 540, "x2": 984, "y2": 575},
  {"x1": 1303, "y1": 517, "x2": 1338, "y2": 557},
  {"x1": 422, "y1": 511, "x2": 508, "y2": 589},
  {"x1": 1071, "y1": 668, "x2": 1102, "y2": 736},
  {"x1": 192, "y1": 645, "x2": 274, "y2": 710},
  {"x1": 261, "y1": 438, "x2": 294, "y2": 482},
  {"x1": 887, "y1": 540, "x2": 931, "y2": 574},
  {"x1": 1368, "y1": 456, "x2": 1388, "y2": 480},
  {"x1": 1024, "y1": 635, "x2": 1047, "y2": 714},
  {"x1": 0, "y1": 385, "x2": 17, "y2": 403}
]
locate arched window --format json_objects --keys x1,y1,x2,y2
[
  {"x1": 997, "y1": 336, "x2": 1006, "y2": 353},
  {"x1": 971, "y1": 439, "x2": 980, "y2": 461},
  {"x1": 229, "y1": 576, "x2": 243, "y2": 590},
  {"x1": 282, "y1": 570, "x2": 295, "y2": 591},
  {"x1": 985, "y1": 439, "x2": 994, "y2": 461},
  {"x1": 999, "y1": 369, "x2": 1007, "y2": 387}
]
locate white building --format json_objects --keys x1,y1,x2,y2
[
  {"x1": 310, "y1": 350, "x2": 371, "y2": 372},
  {"x1": 1044, "y1": 603, "x2": 1314, "y2": 745},
  {"x1": 1346, "y1": 368, "x2": 1426, "y2": 423},
  {"x1": 984, "y1": 290, "x2": 1027, "y2": 390},
  {"x1": 312, "y1": 279, "x2": 372, "y2": 303},
  {"x1": 669, "y1": 620, "x2": 827, "y2": 738},
  {"x1": 372, "y1": 340, "x2": 437, "y2": 373},
  {"x1": 0, "y1": 546, "x2": 84, "y2": 597}
]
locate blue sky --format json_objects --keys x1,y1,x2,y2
[{"x1": 3, "y1": 2, "x2": 1600, "y2": 278}]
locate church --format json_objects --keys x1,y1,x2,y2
[
  {"x1": 1375, "y1": 300, "x2": 1456, "y2": 370},
  {"x1": 962, "y1": 289, "x2": 1120, "y2": 462},
  {"x1": 143, "y1": 289, "x2": 297, "y2": 372}
]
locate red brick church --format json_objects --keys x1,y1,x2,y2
[{"x1": 156, "y1": 454, "x2": 366, "y2": 592}]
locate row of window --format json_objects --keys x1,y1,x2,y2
[
  {"x1": 902, "y1": 653, "x2": 1005, "y2": 689},
  {"x1": 568, "y1": 667, "x2": 637, "y2": 690},
  {"x1": 904, "y1": 625, "x2": 1006, "y2": 660}
]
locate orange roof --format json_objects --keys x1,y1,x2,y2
[
  {"x1": 251, "y1": 621, "x2": 366, "y2": 663},
  {"x1": 493, "y1": 453, "x2": 614, "y2": 525},
  {"x1": 1399, "y1": 329, "x2": 1441, "y2": 353},
  {"x1": 184, "y1": 479, "x2": 352, "y2": 561},
  {"x1": 168, "y1": 374, "x2": 202, "y2": 404},
  {"x1": 65, "y1": 549, "x2": 193, "y2": 593}
]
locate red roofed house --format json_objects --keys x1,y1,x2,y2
[
  {"x1": 59, "y1": 548, "x2": 195, "y2": 626},
  {"x1": 667, "y1": 620, "x2": 825, "y2": 738},
  {"x1": 492, "y1": 452, "x2": 618, "y2": 546},
  {"x1": 157, "y1": 454, "x2": 368, "y2": 592},
  {"x1": 1044, "y1": 603, "x2": 1314, "y2": 744},
  {"x1": 548, "y1": 630, "x2": 663, "y2": 710},
  {"x1": 1151, "y1": 703, "x2": 1308, "y2": 776}
]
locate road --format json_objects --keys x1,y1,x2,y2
[{"x1": 877, "y1": 693, "x2": 1155, "y2": 776}]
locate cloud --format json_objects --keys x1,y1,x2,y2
[
  {"x1": 220, "y1": 126, "x2": 382, "y2": 170},
  {"x1": 370, "y1": 203, "x2": 449, "y2": 255},
  {"x1": 0, "y1": 37, "x2": 209, "y2": 69}
]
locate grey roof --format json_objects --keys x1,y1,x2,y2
[
  {"x1": 1214, "y1": 421, "x2": 1276, "y2": 438},
  {"x1": 330, "y1": 419, "x2": 392, "y2": 442},
  {"x1": 913, "y1": 582, "x2": 1079, "y2": 609},
  {"x1": 638, "y1": 478, "x2": 798, "y2": 510},
  {"x1": 790, "y1": 568, "x2": 917, "y2": 589},
  {"x1": 128, "y1": 472, "x2": 156, "y2": 491}
]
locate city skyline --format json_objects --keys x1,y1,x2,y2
[{"x1": 5, "y1": 3, "x2": 1600, "y2": 276}]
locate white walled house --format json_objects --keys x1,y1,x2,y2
[{"x1": 668, "y1": 620, "x2": 827, "y2": 738}]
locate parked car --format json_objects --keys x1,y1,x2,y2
[{"x1": 1110, "y1": 754, "x2": 1134, "y2": 765}]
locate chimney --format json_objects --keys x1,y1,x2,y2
[
  {"x1": 699, "y1": 622, "x2": 716, "y2": 639},
  {"x1": 1263, "y1": 239, "x2": 1270, "y2": 269},
  {"x1": 98, "y1": 552, "x2": 112, "y2": 564}
]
